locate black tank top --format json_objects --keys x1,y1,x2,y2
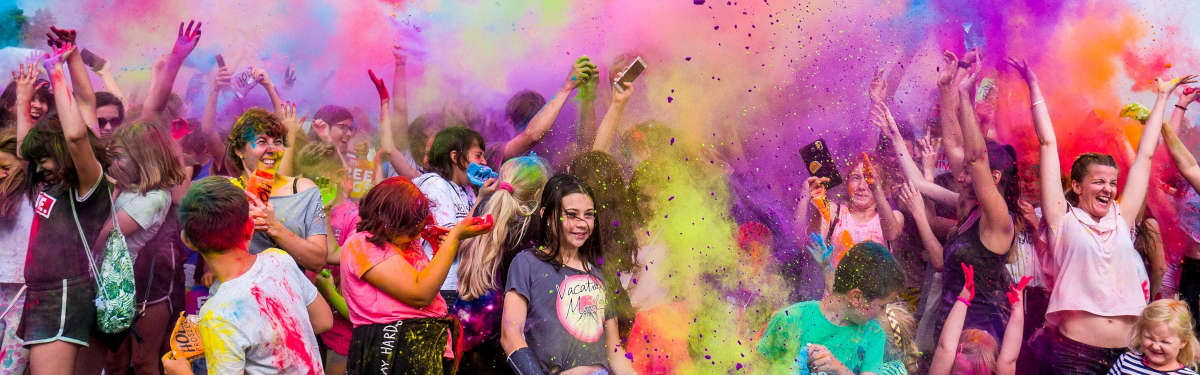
[{"x1": 935, "y1": 207, "x2": 1013, "y2": 341}]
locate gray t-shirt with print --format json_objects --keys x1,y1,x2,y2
[{"x1": 505, "y1": 249, "x2": 613, "y2": 373}]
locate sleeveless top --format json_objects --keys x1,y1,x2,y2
[
  {"x1": 1045, "y1": 206, "x2": 1148, "y2": 319},
  {"x1": 935, "y1": 207, "x2": 1012, "y2": 341},
  {"x1": 830, "y1": 204, "x2": 885, "y2": 267}
]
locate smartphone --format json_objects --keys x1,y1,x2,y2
[
  {"x1": 215, "y1": 54, "x2": 226, "y2": 68},
  {"x1": 616, "y1": 57, "x2": 646, "y2": 85},
  {"x1": 800, "y1": 138, "x2": 842, "y2": 189},
  {"x1": 80, "y1": 48, "x2": 106, "y2": 71}
]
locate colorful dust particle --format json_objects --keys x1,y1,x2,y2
[
  {"x1": 670, "y1": 137, "x2": 676, "y2": 145},
  {"x1": 668, "y1": 96, "x2": 675, "y2": 103}
]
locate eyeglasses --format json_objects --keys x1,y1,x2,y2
[{"x1": 97, "y1": 117, "x2": 123, "y2": 130}]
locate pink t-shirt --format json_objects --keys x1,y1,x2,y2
[
  {"x1": 830, "y1": 205, "x2": 885, "y2": 267},
  {"x1": 340, "y1": 231, "x2": 448, "y2": 327},
  {"x1": 1045, "y1": 206, "x2": 1149, "y2": 320},
  {"x1": 329, "y1": 201, "x2": 360, "y2": 246}
]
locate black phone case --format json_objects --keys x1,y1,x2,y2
[
  {"x1": 215, "y1": 55, "x2": 226, "y2": 68},
  {"x1": 801, "y1": 139, "x2": 842, "y2": 189},
  {"x1": 80, "y1": 48, "x2": 105, "y2": 70}
]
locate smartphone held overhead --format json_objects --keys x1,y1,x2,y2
[{"x1": 617, "y1": 57, "x2": 646, "y2": 85}]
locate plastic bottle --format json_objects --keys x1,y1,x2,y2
[{"x1": 246, "y1": 152, "x2": 280, "y2": 203}]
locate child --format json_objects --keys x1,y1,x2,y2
[
  {"x1": 929, "y1": 264, "x2": 1029, "y2": 375},
  {"x1": 757, "y1": 241, "x2": 907, "y2": 375},
  {"x1": 163, "y1": 177, "x2": 333, "y2": 374},
  {"x1": 879, "y1": 302, "x2": 920, "y2": 375},
  {"x1": 1107, "y1": 299, "x2": 1200, "y2": 375}
]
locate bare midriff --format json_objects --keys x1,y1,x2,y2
[{"x1": 1057, "y1": 310, "x2": 1137, "y2": 348}]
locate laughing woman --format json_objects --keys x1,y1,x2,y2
[{"x1": 1009, "y1": 57, "x2": 1195, "y2": 374}]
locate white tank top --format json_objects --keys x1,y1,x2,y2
[{"x1": 1045, "y1": 206, "x2": 1148, "y2": 319}]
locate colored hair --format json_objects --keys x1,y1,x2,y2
[
  {"x1": 882, "y1": 302, "x2": 920, "y2": 374},
  {"x1": 356, "y1": 177, "x2": 431, "y2": 247},
  {"x1": 457, "y1": 156, "x2": 549, "y2": 300},
  {"x1": 954, "y1": 329, "x2": 998, "y2": 375},
  {"x1": 111, "y1": 122, "x2": 186, "y2": 193},
  {"x1": 504, "y1": 90, "x2": 545, "y2": 129},
  {"x1": 531, "y1": 174, "x2": 603, "y2": 272},
  {"x1": 0, "y1": 128, "x2": 31, "y2": 217},
  {"x1": 568, "y1": 151, "x2": 639, "y2": 274},
  {"x1": 1131, "y1": 298, "x2": 1200, "y2": 368},
  {"x1": 178, "y1": 176, "x2": 252, "y2": 253},
  {"x1": 426, "y1": 126, "x2": 485, "y2": 180},
  {"x1": 19, "y1": 114, "x2": 111, "y2": 191},
  {"x1": 1065, "y1": 152, "x2": 1118, "y2": 206},
  {"x1": 833, "y1": 241, "x2": 906, "y2": 300},
  {"x1": 225, "y1": 107, "x2": 288, "y2": 175}
]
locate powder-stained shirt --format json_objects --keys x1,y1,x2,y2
[
  {"x1": 115, "y1": 189, "x2": 170, "y2": 262},
  {"x1": 505, "y1": 249, "x2": 613, "y2": 373},
  {"x1": 413, "y1": 172, "x2": 475, "y2": 291},
  {"x1": 340, "y1": 232, "x2": 448, "y2": 327},
  {"x1": 200, "y1": 249, "x2": 323, "y2": 375},
  {"x1": 25, "y1": 174, "x2": 111, "y2": 287},
  {"x1": 757, "y1": 300, "x2": 886, "y2": 375}
]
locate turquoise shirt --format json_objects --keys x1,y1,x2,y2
[{"x1": 757, "y1": 301, "x2": 886, "y2": 375}]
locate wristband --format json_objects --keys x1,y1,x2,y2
[
  {"x1": 507, "y1": 347, "x2": 547, "y2": 375},
  {"x1": 1177, "y1": 104, "x2": 1189, "y2": 111},
  {"x1": 1031, "y1": 99, "x2": 1045, "y2": 108},
  {"x1": 957, "y1": 296, "x2": 972, "y2": 307}
]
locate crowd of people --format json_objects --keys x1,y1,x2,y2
[{"x1": 3, "y1": 18, "x2": 1200, "y2": 375}]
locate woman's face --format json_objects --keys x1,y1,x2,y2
[
  {"x1": 558, "y1": 193, "x2": 596, "y2": 251},
  {"x1": 238, "y1": 133, "x2": 284, "y2": 174},
  {"x1": 29, "y1": 96, "x2": 47, "y2": 120},
  {"x1": 0, "y1": 151, "x2": 18, "y2": 182},
  {"x1": 34, "y1": 156, "x2": 58, "y2": 185},
  {"x1": 109, "y1": 145, "x2": 139, "y2": 187},
  {"x1": 1071, "y1": 164, "x2": 1119, "y2": 220},
  {"x1": 327, "y1": 119, "x2": 354, "y2": 151}
]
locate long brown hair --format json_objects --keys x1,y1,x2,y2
[
  {"x1": 111, "y1": 122, "x2": 186, "y2": 193},
  {"x1": 0, "y1": 128, "x2": 31, "y2": 216}
]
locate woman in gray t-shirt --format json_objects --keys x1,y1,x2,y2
[{"x1": 500, "y1": 174, "x2": 636, "y2": 375}]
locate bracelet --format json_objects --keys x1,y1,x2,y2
[
  {"x1": 1177, "y1": 104, "x2": 1189, "y2": 111},
  {"x1": 957, "y1": 296, "x2": 972, "y2": 307},
  {"x1": 1031, "y1": 99, "x2": 1045, "y2": 108}
]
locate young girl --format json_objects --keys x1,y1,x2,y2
[
  {"x1": 340, "y1": 176, "x2": 493, "y2": 374},
  {"x1": 929, "y1": 264, "x2": 1030, "y2": 375},
  {"x1": 879, "y1": 302, "x2": 920, "y2": 375},
  {"x1": 1107, "y1": 299, "x2": 1200, "y2": 375},
  {"x1": 0, "y1": 127, "x2": 32, "y2": 374},
  {"x1": 797, "y1": 156, "x2": 904, "y2": 269},
  {"x1": 501, "y1": 174, "x2": 636, "y2": 375}
]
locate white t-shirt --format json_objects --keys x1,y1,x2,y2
[
  {"x1": 200, "y1": 249, "x2": 323, "y2": 374},
  {"x1": 115, "y1": 190, "x2": 170, "y2": 262},
  {"x1": 0, "y1": 196, "x2": 33, "y2": 284},
  {"x1": 413, "y1": 172, "x2": 475, "y2": 291}
]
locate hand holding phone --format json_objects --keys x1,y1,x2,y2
[
  {"x1": 800, "y1": 139, "x2": 842, "y2": 190},
  {"x1": 80, "y1": 48, "x2": 107, "y2": 71},
  {"x1": 616, "y1": 57, "x2": 646, "y2": 85},
  {"x1": 215, "y1": 54, "x2": 226, "y2": 68}
]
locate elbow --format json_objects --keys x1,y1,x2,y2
[{"x1": 312, "y1": 314, "x2": 333, "y2": 335}]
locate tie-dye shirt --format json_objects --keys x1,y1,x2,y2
[{"x1": 200, "y1": 249, "x2": 323, "y2": 374}]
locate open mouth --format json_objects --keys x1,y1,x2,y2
[{"x1": 1095, "y1": 195, "x2": 1112, "y2": 208}]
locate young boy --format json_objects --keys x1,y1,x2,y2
[
  {"x1": 758, "y1": 241, "x2": 906, "y2": 375},
  {"x1": 163, "y1": 177, "x2": 333, "y2": 374}
]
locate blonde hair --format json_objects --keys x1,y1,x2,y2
[
  {"x1": 457, "y1": 156, "x2": 549, "y2": 300},
  {"x1": 955, "y1": 329, "x2": 997, "y2": 375},
  {"x1": 882, "y1": 302, "x2": 920, "y2": 374},
  {"x1": 1131, "y1": 298, "x2": 1200, "y2": 368}
]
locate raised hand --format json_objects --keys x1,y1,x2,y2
[
  {"x1": 960, "y1": 262, "x2": 976, "y2": 302},
  {"x1": 1155, "y1": 74, "x2": 1199, "y2": 96},
  {"x1": 895, "y1": 182, "x2": 924, "y2": 215},
  {"x1": 938, "y1": 51, "x2": 959, "y2": 88},
  {"x1": 46, "y1": 26, "x2": 77, "y2": 48},
  {"x1": 956, "y1": 51, "x2": 981, "y2": 95},
  {"x1": 1006, "y1": 275, "x2": 1032, "y2": 306},
  {"x1": 1180, "y1": 86, "x2": 1199, "y2": 105},
  {"x1": 1004, "y1": 57, "x2": 1037, "y2": 83},
  {"x1": 861, "y1": 152, "x2": 876, "y2": 185},
  {"x1": 11, "y1": 64, "x2": 38, "y2": 98},
  {"x1": 277, "y1": 101, "x2": 301, "y2": 133},
  {"x1": 610, "y1": 75, "x2": 634, "y2": 104},
  {"x1": 869, "y1": 68, "x2": 886, "y2": 103},
  {"x1": 251, "y1": 67, "x2": 273, "y2": 88},
  {"x1": 564, "y1": 56, "x2": 598, "y2": 91},
  {"x1": 213, "y1": 65, "x2": 233, "y2": 90},
  {"x1": 284, "y1": 64, "x2": 297, "y2": 88},
  {"x1": 807, "y1": 233, "x2": 835, "y2": 272},
  {"x1": 367, "y1": 69, "x2": 389, "y2": 101},
  {"x1": 172, "y1": 20, "x2": 202, "y2": 57},
  {"x1": 393, "y1": 44, "x2": 407, "y2": 67},
  {"x1": 42, "y1": 42, "x2": 75, "y2": 74}
]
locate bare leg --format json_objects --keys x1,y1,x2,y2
[{"x1": 28, "y1": 341, "x2": 79, "y2": 375}]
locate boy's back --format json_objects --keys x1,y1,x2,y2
[
  {"x1": 199, "y1": 249, "x2": 323, "y2": 374},
  {"x1": 757, "y1": 300, "x2": 887, "y2": 374}
]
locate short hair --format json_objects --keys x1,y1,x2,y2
[
  {"x1": 505, "y1": 90, "x2": 545, "y2": 129},
  {"x1": 178, "y1": 176, "x2": 251, "y2": 253},
  {"x1": 111, "y1": 122, "x2": 186, "y2": 193},
  {"x1": 356, "y1": 177, "x2": 431, "y2": 247},
  {"x1": 309, "y1": 105, "x2": 354, "y2": 140},
  {"x1": 95, "y1": 91, "x2": 125, "y2": 121},
  {"x1": 19, "y1": 114, "x2": 111, "y2": 190},
  {"x1": 225, "y1": 108, "x2": 288, "y2": 175},
  {"x1": 833, "y1": 241, "x2": 906, "y2": 300},
  {"x1": 427, "y1": 126, "x2": 485, "y2": 179}
]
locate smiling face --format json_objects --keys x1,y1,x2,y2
[
  {"x1": 0, "y1": 151, "x2": 18, "y2": 182},
  {"x1": 1141, "y1": 322, "x2": 1185, "y2": 369},
  {"x1": 1071, "y1": 163, "x2": 1119, "y2": 220},
  {"x1": 328, "y1": 119, "x2": 354, "y2": 151},
  {"x1": 558, "y1": 193, "x2": 596, "y2": 251},
  {"x1": 847, "y1": 162, "x2": 874, "y2": 209},
  {"x1": 238, "y1": 133, "x2": 285, "y2": 175}
]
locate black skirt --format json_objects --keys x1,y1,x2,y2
[{"x1": 346, "y1": 316, "x2": 462, "y2": 375}]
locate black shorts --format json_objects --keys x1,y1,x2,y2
[
  {"x1": 1020, "y1": 325, "x2": 1125, "y2": 375},
  {"x1": 346, "y1": 317, "x2": 461, "y2": 375},
  {"x1": 18, "y1": 278, "x2": 96, "y2": 347}
]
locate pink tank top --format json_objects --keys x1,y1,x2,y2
[
  {"x1": 830, "y1": 205, "x2": 885, "y2": 267},
  {"x1": 1045, "y1": 206, "x2": 1148, "y2": 319}
]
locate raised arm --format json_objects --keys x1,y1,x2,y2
[
  {"x1": 576, "y1": 57, "x2": 599, "y2": 150},
  {"x1": 362, "y1": 216, "x2": 492, "y2": 308},
  {"x1": 871, "y1": 71, "x2": 960, "y2": 206},
  {"x1": 252, "y1": 67, "x2": 284, "y2": 112},
  {"x1": 864, "y1": 154, "x2": 904, "y2": 241},
  {"x1": 897, "y1": 183, "x2": 945, "y2": 270},
  {"x1": 90, "y1": 54, "x2": 128, "y2": 106},
  {"x1": 957, "y1": 61, "x2": 1014, "y2": 254},
  {"x1": 929, "y1": 263, "x2": 975, "y2": 375},
  {"x1": 11, "y1": 64, "x2": 38, "y2": 155},
  {"x1": 996, "y1": 276, "x2": 1031, "y2": 375},
  {"x1": 139, "y1": 20, "x2": 201, "y2": 122},
  {"x1": 504, "y1": 62, "x2": 586, "y2": 160},
  {"x1": 45, "y1": 44, "x2": 103, "y2": 194},
  {"x1": 592, "y1": 68, "x2": 634, "y2": 153},
  {"x1": 375, "y1": 65, "x2": 421, "y2": 179},
  {"x1": 1121, "y1": 75, "x2": 1198, "y2": 226},
  {"x1": 48, "y1": 27, "x2": 98, "y2": 130},
  {"x1": 938, "y1": 51, "x2": 973, "y2": 175},
  {"x1": 1006, "y1": 58, "x2": 1068, "y2": 229},
  {"x1": 1162, "y1": 88, "x2": 1200, "y2": 193}
]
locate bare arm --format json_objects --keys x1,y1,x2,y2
[
  {"x1": 1122, "y1": 75, "x2": 1198, "y2": 226},
  {"x1": 200, "y1": 66, "x2": 231, "y2": 146},
  {"x1": 605, "y1": 318, "x2": 636, "y2": 375},
  {"x1": 897, "y1": 183, "x2": 945, "y2": 270},
  {"x1": 45, "y1": 45, "x2": 103, "y2": 194},
  {"x1": 305, "y1": 292, "x2": 333, "y2": 335},
  {"x1": 360, "y1": 218, "x2": 491, "y2": 308},
  {"x1": 938, "y1": 51, "x2": 972, "y2": 175},
  {"x1": 1163, "y1": 100, "x2": 1200, "y2": 193},
  {"x1": 872, "y1": 97, "x2": 960, "y2": 206},
  {"x1": 592, "y1": 70, "x2": 634, "y2": 153},
  {"x1": 11, "y1": 64, "x2": 37, "y2": 156},
  {"x1": 957, "y1": 72, "x2": 1014, "y2": 254},
  {"x1": 1006, "y1": 58, "x2": 1069, "y2": 232},
  {"x1": 996, "y1": 290, "x2": 1025, "y2": 375},
  {"x1": 576, "y1": 56, "x2": 599, "y2": 145},
  {"x1": 505, "y1": 86, "x2": 572, "y2": 160},
  {"x1": 139, "y1": 21, "x2": 202, "y2": 122},
  {"x1": 94, "y1": 64, "x2": 128, "y2": 106},
  {"x1": 375, "y1": 65, "x2": 422, "y2": 179},
  {"x1": 1142, "y1": 217, "x2": 1166, "y2": 299},
  {"x1": 500, "y1": 290, "x2": 530, "y2": 355},
  {"x1": 254, "y1": 67, "x2": 284, "y2": 113},
  {"x1": 929, "y1": 270, "x2": 973, "y2": 375}
]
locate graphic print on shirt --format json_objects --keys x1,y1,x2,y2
[
  {"x1": 250, "y1": 286, "x2": 319, "y2": 374},
  {"x1": 34, "y1": 192, "x2": 55, "y2": 219},
  {"x1": 555, "y1": 274, "x2": 606, "y2": 343}
]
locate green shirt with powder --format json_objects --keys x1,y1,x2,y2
[{"x1": 757, "y1": 300, "x2": 886, "y2": 375}]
